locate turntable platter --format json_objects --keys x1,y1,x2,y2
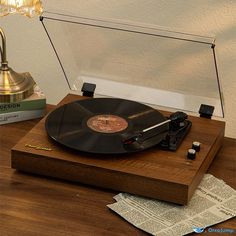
[{"x1": 45, "y1": 98, "x2": 169, "y2": 154}]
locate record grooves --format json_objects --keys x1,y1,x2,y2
[{"x1": 45, "y1": 98, "x2": 169, "y2": 154}]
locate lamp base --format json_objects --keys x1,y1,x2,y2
[{"x1": 0, "y1": 67, "x2": 36, "y2": 103}]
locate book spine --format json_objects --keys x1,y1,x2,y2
[
  {"x1": 0, "y1": 109, "x2": 45, "y2": 125},
  {"x1": 0, "y1": 99, "x2": 46, "y2": 114}
]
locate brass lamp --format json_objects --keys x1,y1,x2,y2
[{"x1": 0, "y1": 0, "x2": 43, "y2": 103}]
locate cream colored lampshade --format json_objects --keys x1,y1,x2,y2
[{"x1": 0, "y1": 0, "x2": 43, "y2": 18}]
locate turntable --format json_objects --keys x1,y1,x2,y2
[{"x1": 11, "y1": 12, "x2": 225, "y2": 205}]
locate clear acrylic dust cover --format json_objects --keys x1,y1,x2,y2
[{"x1": 41, "y1": 11, "x2": 224, "y2": 118}]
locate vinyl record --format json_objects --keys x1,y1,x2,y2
[{"x1": 45, "y1": 98, "x2": 169, "y2": 154}]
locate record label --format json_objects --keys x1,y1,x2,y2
[{"x1": 87, "y1": 114, "x2": 128, "y2": 133}]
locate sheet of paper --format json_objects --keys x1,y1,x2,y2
[{"x1": 107, "y1": 174, "x2": 236, "y2": 236}]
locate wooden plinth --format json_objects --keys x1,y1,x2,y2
[{"x1": 11, "y1": 94, "x2": 225, "y2": 205}]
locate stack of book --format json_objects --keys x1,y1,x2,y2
[{"x1": 0, "y1": 86, "x2": 46, "y2": 125}]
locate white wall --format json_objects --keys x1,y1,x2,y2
[{"x1": 0, "y1": 0, "x2": 235, "y2": 138}]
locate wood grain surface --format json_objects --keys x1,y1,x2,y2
[
  {"x1": 0, "y1": 98, "x2": 235, "y2": 236},
  {"x1": 12, "y1": 94, "x2": 225, "y2": 204}
]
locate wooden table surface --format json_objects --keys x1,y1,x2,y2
[{"x1": 0, "y1": 105, "x2": 235, "y2": 236}]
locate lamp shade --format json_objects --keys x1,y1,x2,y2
[{"x1": 0, "y1": 0, "x2": 43, "y2": 17}]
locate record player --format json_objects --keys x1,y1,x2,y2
[{"x1": 11, "y1": 11, "x2": 225, "y2": 205}]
